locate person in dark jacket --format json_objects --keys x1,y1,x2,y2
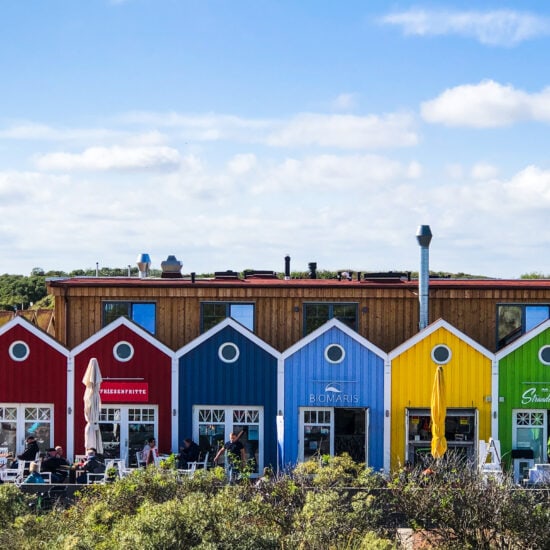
[
  {"x1": 10, "y1": 435, "x2": 40, "y2": 469},
  {"x1": 41, "y1": 447, "x2": 68, "y2": 482},
  {"x1": 76, "y1": 448, "x2": 105, "y2": 483},
  {"x1": 18, "y1": 435, "x2": 40, "y2": 461},
  {"x1": 178, "y1": 438, "x2": 200, "y2": 469}
]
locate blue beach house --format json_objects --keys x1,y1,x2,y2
[
  {"x1": 281, "y1": 319, "x2": 389, "y2": 471},
  {"x1": 176, "y1": 318, "x2": 280, "y2": 476}
]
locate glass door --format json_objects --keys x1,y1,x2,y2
[
  {"x1": 0, "y1": 404, "x2": 53, "y2": 455},
  {"x1": 232, "y1": 408, "x2": 261, "y2": 474},
  {"x1": 513, "y1": 410, "x2": 547, "y2": 463},
  {"x1": 194, "y1": 406, "x2": 264, "y2": 476},
  {"x1": 98, "y1": 405, "x2": 157, "y2": 464}
]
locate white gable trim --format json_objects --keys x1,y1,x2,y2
[
  {"x1": 388, "y1": 318, "x2": 493, "y2": 361},
  {"x1": 282, "y1": 317, "x2": 387, "y2": 360},
  {"x1": 0, "y1": 316, "x2": 69, "y2": 357},
  {"x1": 175, "y1": 317, "x2": 280, "y2": 359},
  {"x1": 496, "y1": 318, "x2": 550, "y2": 359},
  {"x1": 71, "y1": 316, "x2": 173, "y2": 357}
]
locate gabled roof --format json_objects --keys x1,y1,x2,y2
[
  {"x1": 0, "y1": 315, "x2": 69, "y2": 357},
  {"x1": 388, "y1": 318, "x2": 494, "y2": 361},
  {"x1": 496, "y1": 318, "x2": 550, "y2": 360},
  {"x1": 175, "y1": 317, "x2": 280, "y2": 359},
  {"x1": 282, "y1": 317, "x2": 387, "y2": 360},
  {"x1": 71, "y1": 316, "x2": 173, "y2": 357}
]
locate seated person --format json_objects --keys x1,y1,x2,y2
[
  {"x1": 41, "y1": 447, "x2": 68, "y2": 482},
  {"x1": 76, "y1": 448, "x2": 105, "y2": 483},
  {"x1": 141, "y1": 438, "x2": 158, "y2": 466},
  {"x1": 11, "y1": 435, "x2": 40, "y2": 468},
  {"x1": 178, "y1": 438, "x2": 200, "y2": 469},
  {"x1": 24, "y1": 462, "x2": 45, "y2": 484},
  {"x1": 55, "y1": 445, "x2": 67, "y2": 461}
]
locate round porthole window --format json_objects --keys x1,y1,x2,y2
[
  {"x1": 539, "y1": 345, "x2": 550, "y2": 365},
  {"x1": 113, "y1": 341, "x2": 134, "y2": 362},
  {"x1": 219, "y1": 342, "x2": 240, "y2": 363},
  {"x1": 431, "y1": 344, "x2": 452, "y2": 365},
  {"x1": 9, "y1": 340, "x2": 30, "y2": 361},
  {"x1": 325, "y1": 344, "x2": 345, "y2": 364}
]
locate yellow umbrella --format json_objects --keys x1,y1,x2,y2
[{"x1": 430, "y1": 365, "x2": 447, "y2": 459}]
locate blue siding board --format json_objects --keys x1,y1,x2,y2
[
  {"x1": 284, "y1": 326, "x2": 385, "y2": 470},
  {"x1": 179, "y1": 326, "x2": 278, "y2": 468}
]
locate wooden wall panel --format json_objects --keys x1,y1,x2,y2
[{"x1": 48, "y1": 283, "x2": 550, "y2": 352}]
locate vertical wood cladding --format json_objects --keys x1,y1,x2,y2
[{"x1": 48, "y1": 281, "x2": 550, "y2": 352}]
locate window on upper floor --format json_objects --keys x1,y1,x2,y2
[
  {"x1": 303, "y1": 303, "x2": 358, "y2": 335},
  {"x1": 201, "y1": 302, "x2": 255, "y2": 333},
  {"x1": 497, "y1": 304, "x2": 550, "y2": 349},
  {"x1": 102, "y1": 302, "x2": 156, "y2": 334}
]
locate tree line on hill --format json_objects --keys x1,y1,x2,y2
[{"x1": 0, "y1": 267, "x2": 548, "y2": 311}]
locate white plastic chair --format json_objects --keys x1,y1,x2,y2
[
  {"x1": 1, "y1": 461, "x2": 24, "y2": 483},
  {"x1": 177, "y1": 462, "x2": 196, "y2": 479},
  {"x1": 87, "y1": 460, "x2": 115, "y2": 484},
  {"x1": 117, "y1": 460, "x2": 133, "y2": 478},
  {"x1": 135, "y1": 449, "x2": 145, "y2": 468}
]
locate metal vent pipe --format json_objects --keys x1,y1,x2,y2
[
  {"x1": 416, "y1": 225, "x2": 432, "y2": 330},
  {"x1": 284, "y1": 255, "x2": 291, "y2": 280}
]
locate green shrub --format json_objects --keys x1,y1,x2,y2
[{"x1": 0, "y1": 484, "x2": 30, "y2": 529}]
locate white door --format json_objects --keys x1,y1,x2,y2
[
  {"x1": 98, "y1": 405, "x2": 158, "y2": 464},
  {"x1": 0, "y1": 404, "x2": 54, "y2": 455},
  {"x1": 513, "y1": 410, "x2": 548, "y2": 463},
  {"x1": 193, "y1": 405, "x2": 263, "y2": 475}
]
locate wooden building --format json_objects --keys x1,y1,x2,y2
[
  {"x1": 69, "y1": 317, "x2": 174, "y2": 463},
  {"x1": 47, "y1": 275, "x2": 550, "y2": 353},
  {"x1": 496, "y1": 319, "x2": 550, "y2": 481},
  {"x1": 282, "y1": 318, "x2": 388, "y2": 471},
  {"x1": 176, "y1": 318, "x2": 279, "y2": 476},
  {"x1": 0, "y1": 317, "x2": 69, "y2": 456},
  {"x1": 388, "y1": 319, "x2": 494, "y2": 470}
]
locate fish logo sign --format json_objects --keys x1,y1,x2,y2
[{"x1": 324, "y1": 383, "x2": 342, "y2": 394}]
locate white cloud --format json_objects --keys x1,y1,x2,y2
[
  {"x1": 330, "y1": 93, "x2": 358, "y2": 111},
  {"x1": 266, "y1": 113, "x2": 418, "y2": 149},
  {"x1": 406, "y1": 161, "x2": 422, "y2": 179},
  {"x1": 227, "y1": 154, "x2": 257, "y2": 175},
  {"x1": 0, "y1": 123, "x2": 121, "y2": 142},
  {"x1": 445, "y1": 164, "x2": 464, "y2": 180},
  {"x1": 2, "y1": 158, "x2": 550, "y2": 278},
  {"x1": 250, "y1": 154, "x2": 422, "y2": 195},
  {"x1": 471, "y1": 162, "x2": 498, "y2": 180},
  {"x1": 421, "y1": 80, "x2": 550, "y2": 127},
  {"x1": 380, "y1": 9, "x2": 550, "y2": 46},
  {"x1": 121, "y1": 110, "x2": 418, "y2": 150},
  {"x1": 119, "y1": 111, "x2": 273, "y2": 143},
  {"x1": 34, "y1": 145, "x2": 182, "y2": 172}
]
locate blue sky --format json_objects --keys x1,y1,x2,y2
[{"x1": 1, "y1": 1, "x2": 550, "y2": 277}]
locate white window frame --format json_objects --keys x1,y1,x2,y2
[
  {"x1": 193, "y1": 405, "x2": 264, "y2": 476},
  {"x1": 0, "y1": 403, "x2": 54, "y2": 455},
  {"x1": 299, "y1": 407, "x2": 335, "y2": 460},
  {"x1": 98, "y1": 404, "x2": 158, "y2": 464},
  {"x1": 512, "y1": 409, "x2": 548, "y2": 463}
]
